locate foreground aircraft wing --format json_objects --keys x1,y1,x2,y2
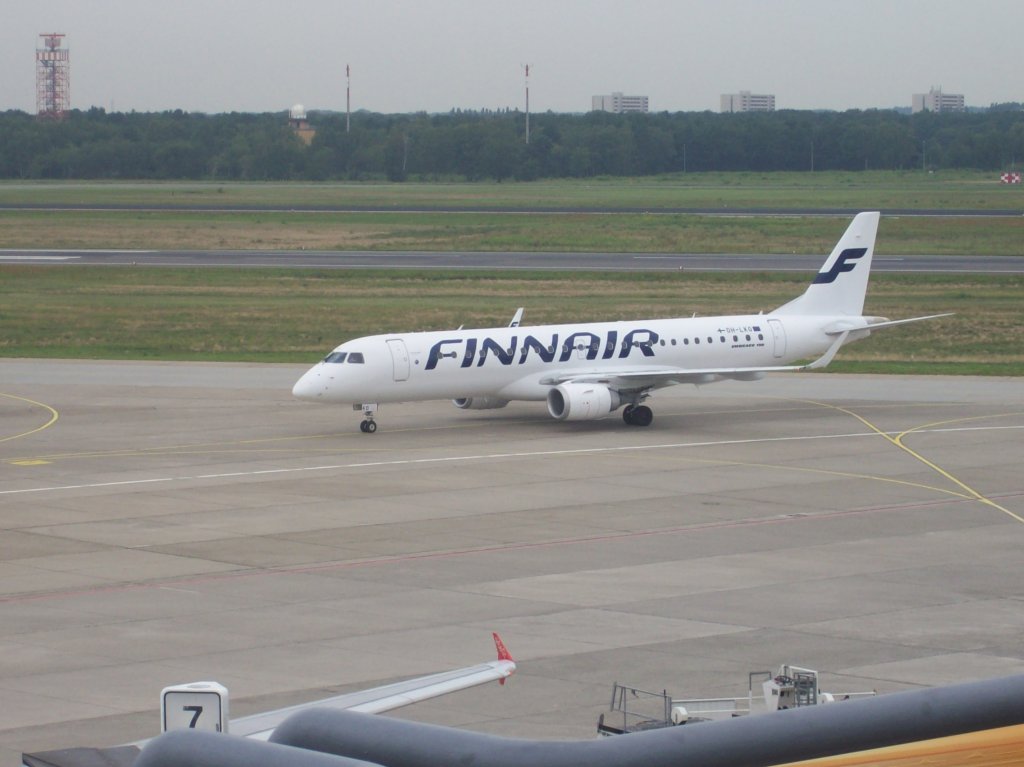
[
  {"x1": 124, "y1": 634, "x2": 514, "y2": 749},
  {"x1": 232, "y1": 633, "x2": 515, "y2": 740}
]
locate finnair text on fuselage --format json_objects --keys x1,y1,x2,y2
[
  {"x1": 418, "y1": 320, "x2": 775, "y2": 370},
  {"x1": 426, "y1": 327, "x2": 662, "y2": 369}
]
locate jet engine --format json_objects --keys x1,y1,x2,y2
[
  {"x1": 452, "y1": 397, "x2": 510, "y2": 410},
  {"x1": 546, "y1": 382, "x2": 621, "y2": 421}
]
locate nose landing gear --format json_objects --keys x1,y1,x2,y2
[{"x1": 355, "y1": 403, "x2": 379, "y2": 433}]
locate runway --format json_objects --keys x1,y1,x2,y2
[
  {"x1": 1, "y1": 360, "x2": 1023, "y2": 763},
  {"x1": 2, "y1": 249, "x2": 1023, "y2": 273},
  {"x1": 2, "y1": 203, "x2": 1022, "y2": 217}
]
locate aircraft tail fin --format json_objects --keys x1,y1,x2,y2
[{"x1": 775, "y1": 212, "x2": 880, "y2": 317}]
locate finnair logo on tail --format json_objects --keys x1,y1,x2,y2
[{"x1": 813, "y1": 248, "x2": 867, "y2": 284}]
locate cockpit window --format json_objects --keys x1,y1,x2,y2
[
  {"x1": 348, "y1": 352, "x2": 365, "y2": 364},
  {"x1": 324, "y1": 352, "x2": 347, "y2": 363}
]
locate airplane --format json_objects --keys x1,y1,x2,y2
[{"x1": 292, "y1": 212, "x2": 950, "y2": 433}]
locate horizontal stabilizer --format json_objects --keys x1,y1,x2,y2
[
  {"x1": 824, "y1": 312, "x2": 955, "y2": 335},
  {"x1": 862, "y1": 312, "x2": 955, "y2": 331}
]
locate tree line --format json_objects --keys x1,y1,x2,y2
[{"x1": 2, "y1": 106, "x2": 1023, "y2": 181}]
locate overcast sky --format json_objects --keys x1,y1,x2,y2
[{"x1": 3, "y1": 0, "x2": 1021, "y2": 115}]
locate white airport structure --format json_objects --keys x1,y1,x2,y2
[
  {"x1": 912, "y1": 87, "x2": 965, "y2": 113},
  {"x1": 592, "y1": 92, "x2": 649, "y2": 113},
  {"x1": 720, "y1": 91, "x2": 776, "y2": 113}
]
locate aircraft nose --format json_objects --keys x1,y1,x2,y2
[{"x1": 292, "y1": 368, "x2": 321, "y2": 400}]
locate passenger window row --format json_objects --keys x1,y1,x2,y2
[{"x1": 658, "y1": 333, "x2": 765, "y2": 347}]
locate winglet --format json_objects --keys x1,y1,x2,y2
[
  {"x1": 493, "y1": 632, "x2": 513, "y2": 661},
  {"x1": 493, "y1": 633, "x2": 514, "y2": 685}
]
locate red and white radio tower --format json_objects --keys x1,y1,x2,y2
[{"x1": 36, "y1": 33, "x2": 70, "y2": 119}]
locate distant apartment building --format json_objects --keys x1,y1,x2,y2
[
  {"x1": 592, "y1": 92, "x2": 649, "y2": 114},
  {"x1": 720, "y1": 91, "x2": 776, "y2": 113},
  {"x1": 912, "y1": 88, "x2": 965, "y2": 113}
]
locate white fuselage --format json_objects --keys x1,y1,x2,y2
[{"x1": 291, "y1": 313, "x2": 833, "y2": 405}]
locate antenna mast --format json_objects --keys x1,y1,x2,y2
[
  {"x1": 346, "y1": 64, "x2": 351, "y2": 133},
  {"x1": 523, "y1": 64, "x2": 531, "y2": 144}
]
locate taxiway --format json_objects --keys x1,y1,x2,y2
[{"x1": 1, "y1": 360, "x2": 1022, "y2": 762}]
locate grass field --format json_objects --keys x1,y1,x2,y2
[
  {"x1": 2, "y1": 170, "x2": 1023, "y2": 211},
  {"x1": 1, "y1": 171, "x2": 1023, "y2": 254},
  {"x1": 1, "y1": 266, "x2": 1019, "y2": 375},
  {"x1": 2, "y1": 210, "x2": 1024, "y2": 255},
  {"x1": 1, "y1": 174, "x2": 1020, "y2": 374}
]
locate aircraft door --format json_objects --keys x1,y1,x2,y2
[
  {"x1": 386, "y1": 339, "x2": 410, "y2": 382},
  {"x1": 767, "y1": 319, "x2": 786, "y2": 358}
]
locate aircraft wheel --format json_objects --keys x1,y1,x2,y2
[
  {"x1": 631, "y1": 405, "x2": 653, "y2": 427},
  {"x1": 364, "y1": 420, "x2": 377, "y2": 433},
  {"x1": 622, "y1": 405, "x2": 635, "y2": 425}
]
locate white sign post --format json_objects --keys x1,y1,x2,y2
[{"x1": 161, "y1": 682, "x2": 229, "y2": 734}]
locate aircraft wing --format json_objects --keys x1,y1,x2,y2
[
  {"x1": 539, "y1": 312, "x2": 953, "y2": 393},
  {"x1": 539, "y1": 332, "x2": 850, "y2": 390},
  {"x1": 232, "y1": 633, "x2": 515, "y2": 740},
  {"x1": 541, "y1": 365, "x2": 792, "y2": 391},
  {"x1": 126, "y1": 633, "x2": 514, "y2": 748}
]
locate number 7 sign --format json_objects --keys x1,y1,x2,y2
[{"x1": 161, "y1": 682, "x2": 229, "y2": 734}]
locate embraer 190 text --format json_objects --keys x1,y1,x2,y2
[{"x1": 292, "y1": 212, "x2": 949, "y2": 432}]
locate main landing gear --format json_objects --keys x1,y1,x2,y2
[
  {"x1": 355, "y1": 403, "x2": 379, "y2": 433},
  {"x1": 622, "y1": 404, "x2": 653, "y2": 427}
]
